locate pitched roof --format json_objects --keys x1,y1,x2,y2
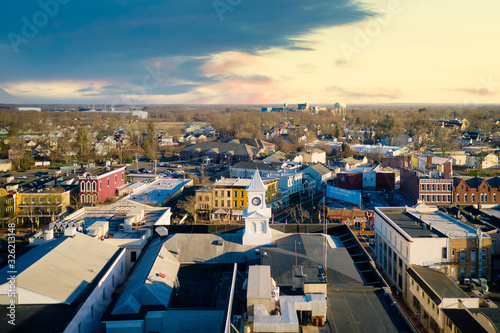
[
  {"x1": 465, "y1": 176, "x2": 485, "y2": 189},
  {"x1": 182, "y1": 141, "x2": 260, "y2": 157},
  {"x1": 307, "y1": 163, "x2": 331, "y2": 175},
  {"x1": 232, "y1": 161, "x2": 277, "y2": 171},
  {"x1": 247, "y1": 170, "x2": 266, "y2": 191}
]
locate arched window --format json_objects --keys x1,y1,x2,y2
[
  {"x1": 92, "y1": 182, "x2": 97, "y2": 192},
  {"x1": 81, "y1": 195, "x2": 85, "y2": 203},
  {"x1": 87, "y1": 194, "x2": 91, "y2": 203},
  {"x1": 93, "y1": 195, "x2": 97, "y2": 203},
  {"x1": 253, "y1": 222, "x2": 257, "y2": 233},
  {"x1": 86, "y1": 181, "x2": 91, "y2": 192},
  {"x1": 80, "y1": 182, "x2": 85, "y2": 192},
  {"x1": 261, "y1": 222, "x2": 266, "y2": 233},
  {"x1": 99, "y1": 181, "x2": 102, "y2": 190}
]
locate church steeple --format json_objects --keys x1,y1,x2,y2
[{"x1": 243, "y1": 170, "x2": 272, "y2": 246}]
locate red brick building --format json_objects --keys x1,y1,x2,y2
[
  {"x1": 78, "y1": 166, "x2": 126, "y2": 204},
  {"x1": 453, "y1": 176, "x2": 500, "y2": 205}
]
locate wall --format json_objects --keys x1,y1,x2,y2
[{"x1": 65, "y1": 248, "x2": 127, "y2": 333}]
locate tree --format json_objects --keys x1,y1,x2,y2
[
  {"x1": 433, "y1": 128, "x2": 454, "y2": 156},
  {"x1": 179, "y1": 195, "x2": 197, "y2": 224},
  {"x1": 75, "y1": 126, "x2": 91, "y2": 164}
]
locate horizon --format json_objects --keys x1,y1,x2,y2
[{"x1": 1, "y1": 1, "x2": 499, "y2": 105}]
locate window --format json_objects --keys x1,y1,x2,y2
[
  {"x1": 214, "y1": 200, "x2": 218, "y2": 207},
  {"x1": 452, "y1": 249, "x2": 456, "y2": 258},
  {"x1": 432, "y1": 184, "x2": 435, "y2": 191},
  {"x1": 485, "y1": 194, "x2": 488, "y2": 202},
  {"x1": 80, "y1": 182, "x2": 85, "y2": 191},
  {"x1": 481, "y1": 249, "x2": 487, "y2": 262},
  {"x1": 227, "y1": 200, "x2": 230, "y2": 207},
  {"x1": 460, "y1": 266, "x2": 466, "y2": 278},
  {"x1": 421, "y1": 184, "x2": 425, "y2": 191},
  {"x1": 465, "y1": 194, "x2": 468, "y2": 202},
  {"x1": 234, "y1": 191, "x2": 237, "y2": 197},
  {"x1": 442, "y1": 247, "x2": 447, "y2": 259},
  {"x1": 99, "y1": 181, "x2": 102, "y2": 190},
  {"x1": 221, "y1": 201, "x2": 224, "y2": 207},
  {"x1": 481, "y1": 193, "x2": 484, "y2": 202},
  {"x1": 39, "y1": 197, "x2": 43, "y2": 204},
  {"x1": 47, "y1": 197, "x2": 51, "y2": 204},
  {"x1": 86, "y1": 181, "x2": 91, "y2": 191},
  {"x1": 432, "y1": 195, "x2": 435, "y2": 202},
  {"x1": 460, "y1": 249, "x2": 466, "y2": 261},
  {"x1": 448, "y1": 184, "x2": 451, "y2": 191},
  {"x1": 92, "y1": 182, "x2": 97, "y2": 192},
  {"x1": 31, "y1": 197, "x2": 35, "y2": 204},
  {"x1": 215, "y1": 191, "x2": 218, "y2": 197},
  {"x1": 427, "y1": 195, "x2": 430, "y2": 201},
  {"x1": 495, "y1": 194, "x2": 497, "y2": 202},
  {"x1": 227, "y1": 191, "x2": 230, "y2": 197},
  {"x1": 421, "y1": 195, "x2": 425, "y2": 201},
  {"x1": 437, "y1": 184, "x2": 441, "y2": 191},
  {"x1": 234, "y1": 200, "x2": 237, "y2": 207},
  {"x1": 6, "y1": 207, "x2": 13, "y2": 213},
  {"x1": 472, "y1": 194, "x2": 475, "y2": 202},
  {"x1": 471, "y1": 266, "x2": 477, "y2": 278},
  {"x1": 448, "y1": 195, "x2": 451, "y2": 202},
  {"x1": 121, "y1": 172, "x2": 124, "y2": 180},
  {"x1": 427, "y1": 184, "x2": 430, "y2": 191},
  {"x1": 114, "y1": 175, "x2": 117, "y2": 183},
  {"x1": 457, "y1": 193, "x2": 460, "y2": 202},
  {"x1": 22, "y1": 197, "x2": 27, "y2": 204},
  {"x1": 107, "y1": 178, "x2": 110, "y2": 187},
  {"x1": 471, "y1": 248, "x2": 476, "y2": 262},
  {"x1": 55, "y1": 197, "x2": 60, "y2": 204},
  {"x1": 131, "y1": 251, "x2": 137, "y2": 262},
  {"x1": 81, "y1": 195, "x2": 85, "y2": 203}
]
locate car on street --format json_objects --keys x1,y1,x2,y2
[{"x1": 17, "y1": 175, "x2": 27, "y2": 179}]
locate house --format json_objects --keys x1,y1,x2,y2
[
  {"x1": 0, "y1": 232, "x2": 127, "y2": 333},
  {"x1": 0, "y1": 187, "x2": 16, "y2": 219},
  {"x1": 466, "y1": 152, "x2": 498, "y2": 169},
  {"x1": 299, "y1": 149, "x2": 326, "y2": 164},
  {"x1": 302, "y1": 164, "x2": 332, "y2": 190},
  {"x1": 78, "y1": 167, "x2": 126, "y2": 204}
]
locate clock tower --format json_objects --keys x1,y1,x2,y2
[{"x1": 243, "y1": 170, "x2": 272, "y2": 246}]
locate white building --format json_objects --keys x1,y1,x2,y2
[
  {"x1": 374, "y1": 205, "x2": 490, "y2": 292},
  {"x1": 0, "y1": 232, "x2": 126, "y2": 333},
  {"x1": 350, "y1": 144, "x2": 407, "y2": 156}
]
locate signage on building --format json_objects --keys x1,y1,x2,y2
[{"x1": 326, "y1": 186, "x2": 362, "y2": 206}]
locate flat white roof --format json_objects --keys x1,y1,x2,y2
[
  {"x1": 248, "y1": 265, "x2": 272, "y2": 300},
  {"x1": 407, "y1": 206, "x2": 487, "y2": 239},
  {"x1": 128, "y1": 179, "x2": 192, "y2": 205}
]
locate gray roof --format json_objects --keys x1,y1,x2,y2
[
  {"x1": 182, "y1": 141, "x2": 259, "y2": 157},
  {"x1": 442, "y1": 309, "x2": 488, "y2": 333},
  {"x1": 0, "y1": 232, "x2": 120, "y2": 305},
  {"x1": 376, "y1": 207, "x2": 445, "y2": 239},
  {"x1": 262, "y1": 233, "x2": 364, "y2": 286},
  {"x1": 407, "y1": 265, "x2": 469, "y2": 305},
  {"x1": 232, "y1": 161, "x2": 278, "y2": 171},
  {"x1": 304, "y1": 163, "x2": 331, "y2": 176}
]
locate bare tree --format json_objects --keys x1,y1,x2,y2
[{"x1": 179, "y1": 195, "x2": 197, "y2": 224}]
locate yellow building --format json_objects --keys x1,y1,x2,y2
[
  {"x1": 0, "y1": 187, "x2": 17, "y2": 224},
  {"x1": 16, "y1": 185, "x2": 77, "y2": 225},
  {"x1": 197, "y1": 177, "x2": 281, "y2": 223}
]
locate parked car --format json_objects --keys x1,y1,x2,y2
[{"x1": 17, "y1": 175, "x2": 27, "y2": 179}]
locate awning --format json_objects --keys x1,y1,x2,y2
[
  {"x1": 214, "y1": 209, "x2": 230, "y2": 214},
  {"x1": 232, "y1": 209, "x2": 243, "y2": 215}
]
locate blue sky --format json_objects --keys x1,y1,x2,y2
[{"x1": 0, "y1": 0, "x2": 499, "y2": 105}]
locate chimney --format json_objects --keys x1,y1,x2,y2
[
  {"x1": 427, "y1": 155, "x2": 432, "y2": 167},
  {"x1": 443, "y1": 162, "x2": 451, "y2": 179}
]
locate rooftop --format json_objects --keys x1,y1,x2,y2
[
  {"x1": 408, "y1": 265, "x2": 469, "y2": 305},
  {"x1": 377, "y1": 205, "x2": 487, "y2": 239},
  {"x1": 127, "y1": 178, "x2": 192, "y2": 206}
]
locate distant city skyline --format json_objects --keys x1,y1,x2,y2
[{"x1": 0, "y1": 0, "x2": 499, "y2": 105}]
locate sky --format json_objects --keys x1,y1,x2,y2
[{"x1": 0, "y1": 0, "x2": 499, "y2": 105}]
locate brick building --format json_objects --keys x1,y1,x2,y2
[
  {"x1": 78, "y1": 166, "x2": 126, "y2": 204},
  {"x1": 453, "y1": 176, "x2": 500, "y2": 206}
]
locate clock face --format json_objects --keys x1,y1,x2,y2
[{"x1": 252, "y1": 197, "x2": 261, "y2": 206}]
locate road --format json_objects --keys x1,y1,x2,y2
[{"x1": 272, "y1": 191, "x2": 325, "y2": 224}]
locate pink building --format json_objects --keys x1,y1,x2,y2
[{"x1": 78, "y1": 166, "x2": 126, "y2": 204}]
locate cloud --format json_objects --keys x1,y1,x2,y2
[
  {"x1": 326, "y1": 86, "x2": 403, "y2": 101},
  {"x1": 0, "y1": 0, "x2": 374, "y2": 102}
]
